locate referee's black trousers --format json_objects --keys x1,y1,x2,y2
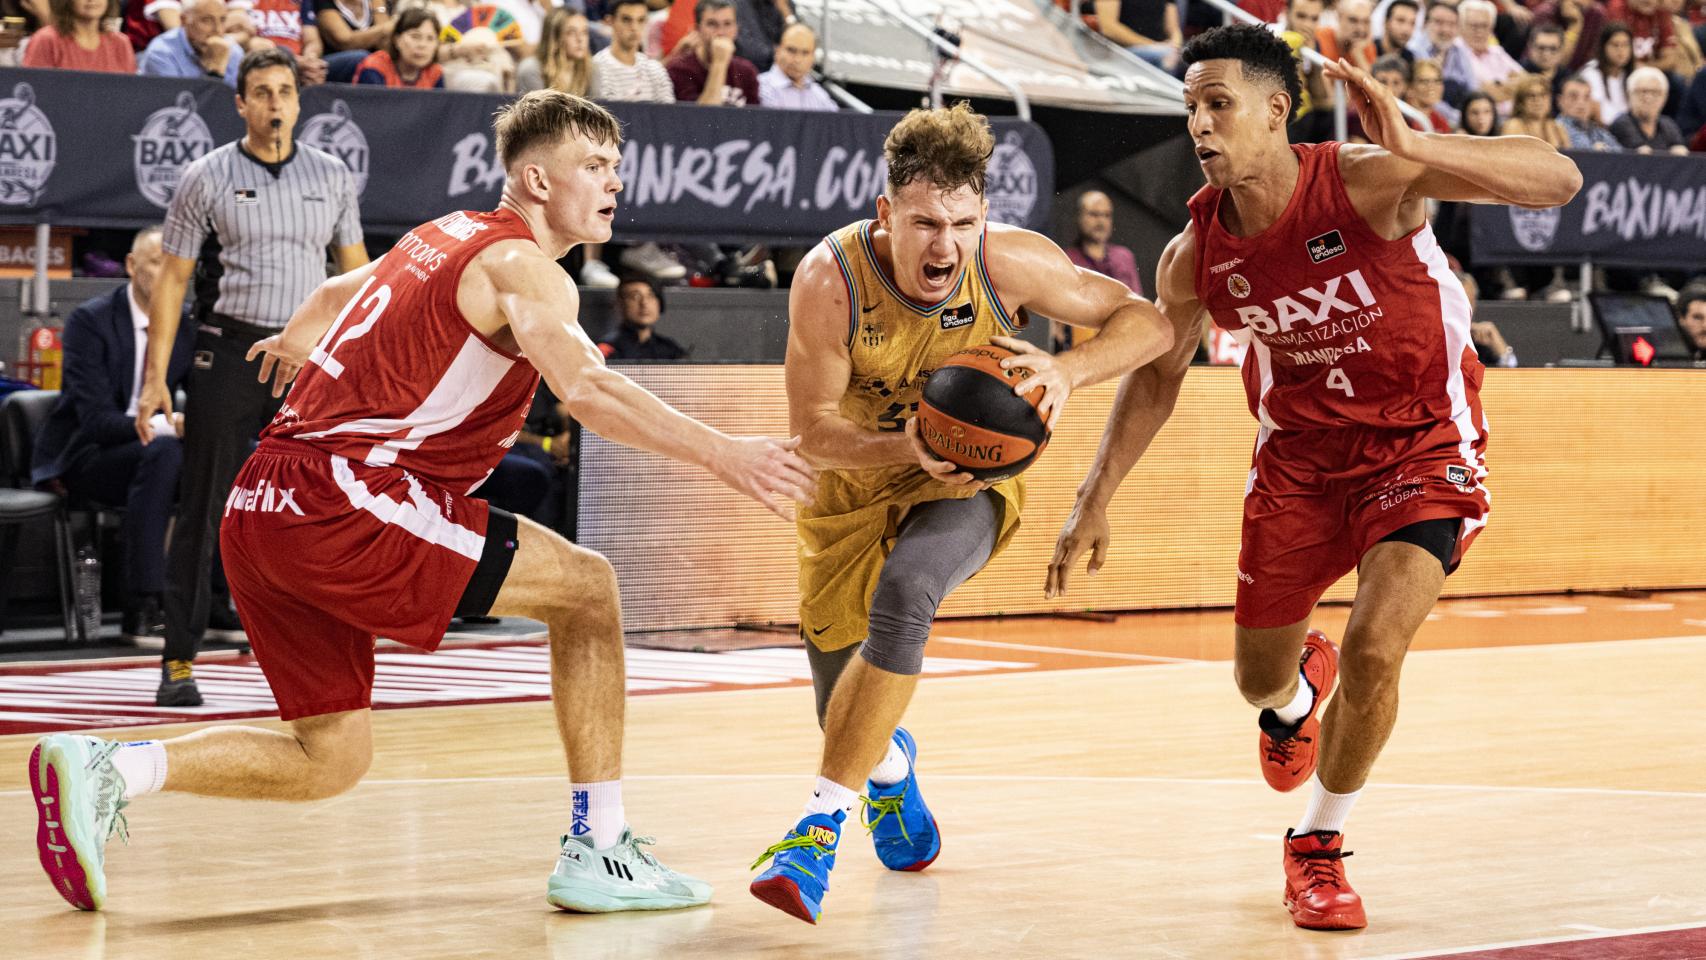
[{"x1": 163, "y1": 320, "x2": 283, "y2": 662}]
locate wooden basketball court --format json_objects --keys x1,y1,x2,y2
[{"x1": 3, "y1": 591, "x2": 1703, "y2": 959}]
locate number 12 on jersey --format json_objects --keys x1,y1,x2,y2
[{"x1": 311, "y1": 276, "x2": 393, "y2": 379}]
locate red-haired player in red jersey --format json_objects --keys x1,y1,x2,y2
[
  {"x1": 1047, "y1": 25, "x2": 1580, "y2": 931},
  {"x1": 31, "y1": 91, "x2": 815, "y2": 915}
]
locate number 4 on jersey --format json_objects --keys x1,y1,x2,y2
[
  {"x1": 1326, "y1": 367, "x2": 1354, "y2": 397},
  {"x1": 310, "y1": 276, "x2": 393, "y2": 379}
]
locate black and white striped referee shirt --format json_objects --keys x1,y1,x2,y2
[{"x1": 162, "y1": 140, "x2": 363, "y2": 330}]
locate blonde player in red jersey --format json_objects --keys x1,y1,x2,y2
[
  {"x1": 30, "y1": 91, "x2": 815, "y2": 915},
  {"x1": 1048, "y1": 25, "x2": 1579, "y2": 931}
]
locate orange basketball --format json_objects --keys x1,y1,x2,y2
[{"x1": 918, "y1": 344, "x2": 1050, "y2": 482}]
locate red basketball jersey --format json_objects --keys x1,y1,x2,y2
[
  {"x1": 1187, "y1": 142, "x2": 1484, "y2": 435},
  {"x1": 264, "y1": 208, "x2": 541, "y2": 494}
]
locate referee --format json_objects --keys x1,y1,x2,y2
[{"x1": 136, "y1": 47, "x2": 367, "y2": 707}]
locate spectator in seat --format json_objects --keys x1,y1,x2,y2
[
  {"x1": 30, "y1": 227, "x2": 196, "y2": 642},
  {"x1": 1579, "y1": 21, "x2": 1635, "y2": 121},
  {"x1": 600, "y1": 275, "x2": 688, "y2": 360},
  {"x1": 1531, "y1": 0, "x2": 1609, "y2": 73},
  {"x1": 757, "y1": 21, "x2": 834, "y2": 110},
  {"x1": 1558, "y1": 72, "x2": 1625, "y2": 146},
  {"x1": 1407, "y1": 56, "x2": 1460, "y2": 129},
  {"x1": 353, "y1": 5, "x2": 441, "y2": 85},
  {"x1": 1320, "y1": 0, "x2": 1379, "y2": 67},
  {"x1": 592, "y1": 0, "x2": 672, "y2": 101},
  {"x1": 437, "y1": 2, "x2": 521, "y2": 91},
  {"x1": 312, "y1": 0, "x2": 390, "y2": 82},
  {"x1": 1411, "y1": 0, "x2": 1476, "y2": 105},
  {"x1": 1522, "y1": 23, "x2": 1571, "y2": 95},
  {"x1": 1503, "y1": 72, "x2": 1572, "y2": 146},
  {"x1": 24, "y1": 0, "x2": 137, "y2": 72},
  {"x1": 1612, "y1": 64, "x2": 1691, "y2": 150},
  {"x1": 1662, "y1": 0, "x2": 1703, "y2": 73},
  {"x1": 1090, "y1": 0, "x2": 1183, "y2": 73},
  {"x1": 517, "y1": 7, "x2": 593, "y2": 93},
  {"x1": 732, "y1": 0, "x2": 788, "y2": 72},
  {"x1": 1055, "y1": 190, "x2": 1140, "y2": 351},
  {"x1": 587, "y1": 0, "x2": 674, "y2": 290},
  {"x1": 139, "y1": 0, "x2": 241, "y2": 83},
  {"x1": 1610, "y1": 0, "x2": 1680, "y2": 68},
  {"x1": 1457, "y1": 0, "x2": 1525, "y2": 112},
  {"x1": 1458, "y1": 89, "x2": 1502, "y2": 133},
  {"x1": 667, "y1": 0, "x2": 759, "y2": 105},
  {"x1": 1677, "y1": 284, "x2": 1706, "y2": 358},
  {"x1": 1378, "y1": 0, "x2": 1419, "y2": 60},
  {"x1": 225, "y1": 0, "x2": 328, "y2": 83},
  {"x1": 122, "y1": 0, "x2": 181, "y2": 52}
]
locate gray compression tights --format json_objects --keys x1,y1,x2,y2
[{"x1": 805, "y1": 491, "x2": 999, "y2": 726}]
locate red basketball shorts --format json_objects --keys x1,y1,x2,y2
[
  {"x1": 1234, "y1": 419, "x2": 1490, "y2": 629},
  {"x1": 220, "y1": 439, "x2": 500, "y2": 720}
]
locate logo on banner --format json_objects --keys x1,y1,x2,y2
[
  {"x1": 985, "y1": 131, "x2": 1038, "y2": 226},
  {"x1": 301, "y1": 99, "x2": 369, "y2": 195},
  {"x1": 1508, "y1": 206, "x2": 1559, "y2": 252},
  {"x1": 0, "y1": 83, "x2": 56, "y2": 207},
  {"x1": 133, "y1": 91, "x2": 215, "y2": 208}
]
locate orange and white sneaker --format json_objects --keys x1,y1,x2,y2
[
  {"x1": 1282, "y1": 829, "x2": 1366, "y2": 930},
  {"x1": 1258, "y1": 631, "x2": 1340, "y2": 792}
]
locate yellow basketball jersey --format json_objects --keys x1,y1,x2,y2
[{"x1": 797, "y1": 220, "x2": 1027, "y2": 653}]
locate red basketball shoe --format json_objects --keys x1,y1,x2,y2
[
  {"x1": 1258, "y1": 630, "x2": 1339, "y2": 792},
  {"x1": 1282, "y1": 829, "x2": 1366, "y2": 930}
]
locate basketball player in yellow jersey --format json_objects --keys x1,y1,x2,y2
[{"x1": 749, "y1": 103, "x2": 1178, "y2": 924}]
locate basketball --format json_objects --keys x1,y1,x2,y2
[{"x1": 918, "y1": 344, "x2": 1050, "y2": 482}]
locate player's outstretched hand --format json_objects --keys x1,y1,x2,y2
[
  {"x1": 245, "y1": 334, "x2": 308, "y2": 399},
  {"x1": 1046, "y1": 498, "x2": 1110, "y2": 599},
  {"x1": 714, "y1": 435, "x2": 818, "y2": 520},
  {"x1": 1322, "y1": 57, "x2": 1418, "y2": 159},
  {"x1": 904, "y1": 417, "x2": 989, "y2": 491},
  {"x1": 991, "y1": 335, "x2": 1070, "y2": 430}
]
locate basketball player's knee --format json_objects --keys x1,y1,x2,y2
[
  {"x1": 1337, "y1": 637, "x2": 1406, "y2": 705},
  {"x1": 861, "y1": 570, "x2": 944, "y2": 676},
  {"x1": 1233, "y1": 656, "x2": 1293, "y2": 704},
  {"x1": 296, "y1": 720, "x2": 372, "y2": 799},
  {"x1": 549, "y1": 547, "x2": 618, "y2": 620}
]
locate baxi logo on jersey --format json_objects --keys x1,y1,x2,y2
[
  {"x1": 1508, "y1": 206, "x2": 1560, "y2": 253},
  {"x1": 133, "y1": 91, "x2": 215, "y2": 208},
  {"x1": 985, "y1": 131, "x2": 1038, "y2": 226},
  {"x1": 0, "y1": 83, "x2": 56, "y2": 207},
  {"x1": 1233, "y1": 269, "x2": 1381, "y2": 341},
  {"x1": 301, "y1": 100, "x2": 370, "y2": 196}
]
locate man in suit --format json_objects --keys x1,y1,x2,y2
[{"x1": 31, "y1": 227, "x2": 195, "y2": 640}]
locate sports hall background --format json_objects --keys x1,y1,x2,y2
[{"x1": 0, "y1": 1, "x2": 1703, "y2": 957}]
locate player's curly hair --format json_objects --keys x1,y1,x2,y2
[
  {"x1": 1182, "y1": 24, "x2": 1305, "y2": 121},
  {"x1": 494, "y1": 90, "x2": 622, "y2": 170},
  {"x1": 884, "y1": 101, "x2": 996, "y2": 197}
]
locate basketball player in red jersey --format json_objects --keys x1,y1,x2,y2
[
  {"x1": 30, "y1": 91, "x2": 815, "y2": 915},
  {"x1": 1048, "y1": 26, "x2": 1580, "y2": 930}
]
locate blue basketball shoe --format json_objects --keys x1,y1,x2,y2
[
  {"x1": 749, "y1": 810, "x2": 843, "y2": 924},
  {"x1": 861, "y1": 727, "x2": 941, "y2": 872}
]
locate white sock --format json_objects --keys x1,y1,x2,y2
[
  {"x1": 868, "y1": 737, "x2": 911, "y2": 786},
  {"x1": 1294, "y1": 777, "x2": 1360, "y2": 835},
  {"x1": 803, "y1": 777, "x2": 858, "y2": 820},
  {"x1": 569, "y1": 781, "x2": 625, "y2": 850},
  {"x1": 111, "y1": 740, "x2": 167, "y2": 800},
  {"x1": 1272, "y1": 671, "x2": 1315, "y2": 725}
]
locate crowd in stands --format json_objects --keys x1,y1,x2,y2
[
  {"x1": 0, "y1": 0, "x2": 829, "y2": 288},
  {"x1": 1087, "y1": 0, "x2": 1706, "y2": 300}
]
